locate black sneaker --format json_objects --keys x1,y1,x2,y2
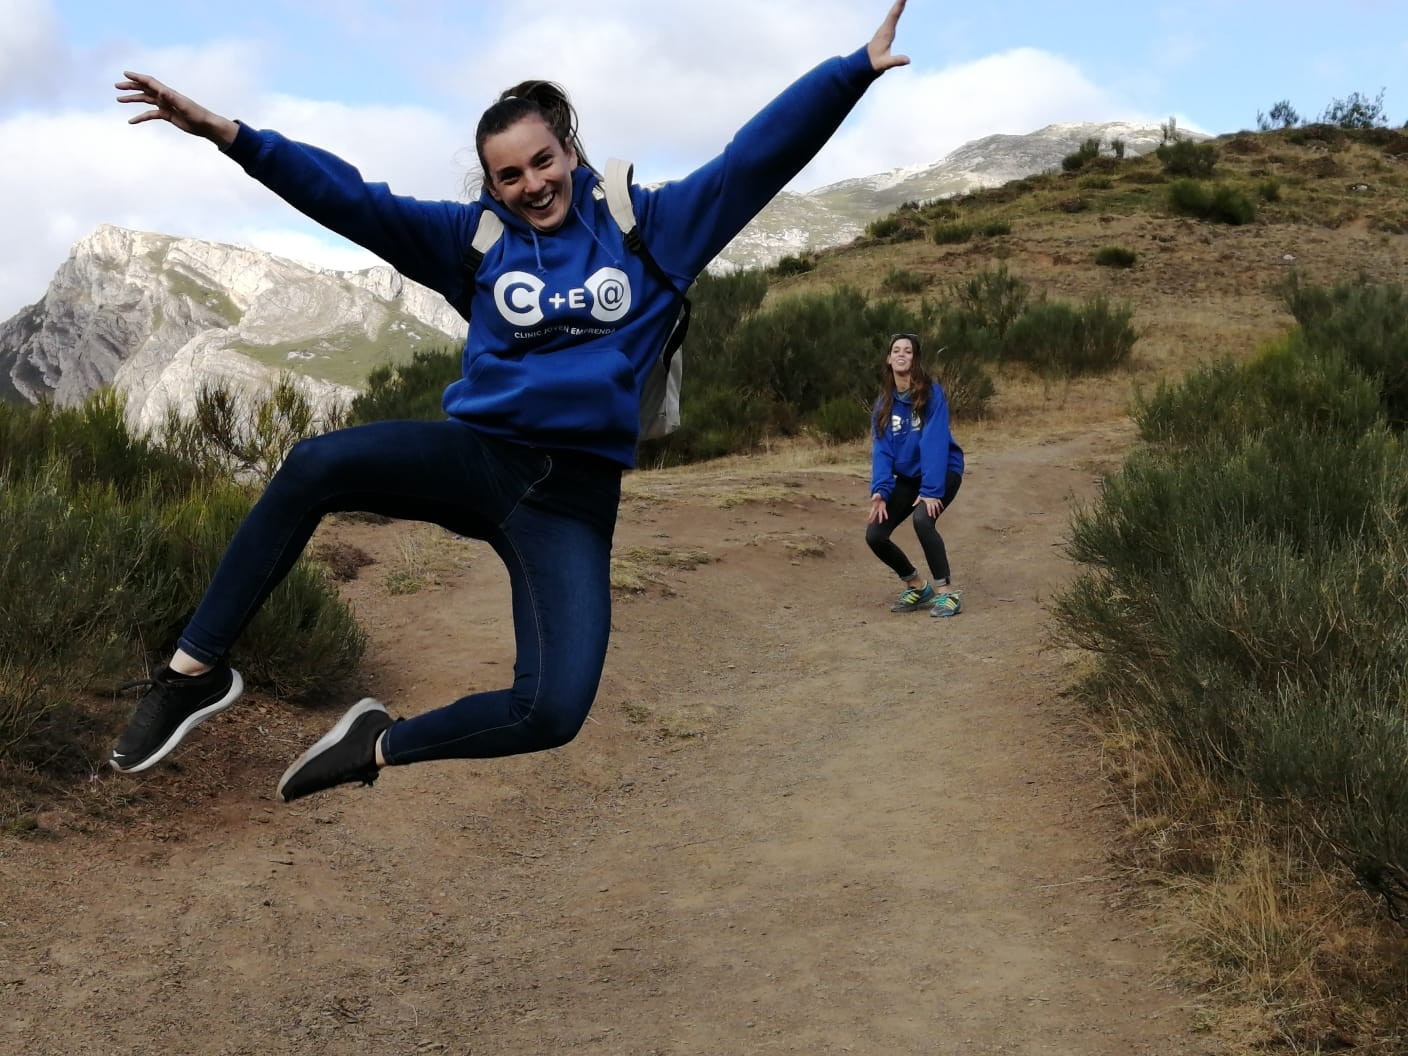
[
  {"x1": 277, "y1": 698, "x2": 394, "y2": 803},
  {"x1": 110, "y1": 662, "x2": 244, "y2": 773}
]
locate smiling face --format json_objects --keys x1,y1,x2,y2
[
  {"x1": 481, "y1": 115, "x2": 578, "y2": 233},
  {"x1": 887, "y1": 336, "x2": 916, "y2": 378}
]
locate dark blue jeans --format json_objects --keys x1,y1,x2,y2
[{"x1": 177, "y1": 419, "x2": 621, "y2": 764}]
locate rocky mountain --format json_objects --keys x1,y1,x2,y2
[
  {"x1": 717, "y1": 121, "x2": 1183, "y2": 271},
  {"x1": 0, "y1": 121, "x2": 1186, "y2": 419},
  {"x1": 0, "y1": 225, "x2": 466, "y2": 430}
]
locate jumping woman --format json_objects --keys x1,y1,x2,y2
[{"x1": 111, "y1": 2, "x2": 914, "y2": 800}]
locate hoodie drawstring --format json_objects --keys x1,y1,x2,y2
[{"x1": 573, "y1": 202, "x2": 622, "y2": 268}]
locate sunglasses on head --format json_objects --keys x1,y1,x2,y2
[{"x1": 890, "y1": 332, "x2": 919, "y2": 344}]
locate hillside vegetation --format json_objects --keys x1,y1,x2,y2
[{"x1": 6, "y1": 122, "x2": 1408, "y2": 1051}]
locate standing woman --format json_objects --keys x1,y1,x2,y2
[
  {"x1": 109, "y1": 3, "x2": 914, "y2": 802},
  {"x1": 865, "y1": 332, "x2": 965, "y2": 617}
]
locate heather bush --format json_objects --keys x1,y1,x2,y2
[
  {"x1": 1167, "y1": 179, "x2": 1257, "y2": 225},
  {"x1": 349, "y1": 345, "x2": 462, "y2": 424},
  {"x1": 1061, "y1": 136, "x2": 1101, "y2": 173},
  {"x1": 1054, "y1": 282, "x2": 1408, "y2": 912},
  {"x1": 932, "y1": 222, "x2": 974, "y2": 245},
  {"x1": 1279, "y1": 275, "x2": 1408, "y2": 427},
  {"x1": 1156, "y1": 139, "x2": 1218, "y2": 177},
  {"x1": 160, "y1": 374, "x2": 345, "y2": 485},
  {"x1": 770, "y1": 253, "x2": 816, "y2": 277},
  {"x1": 866, "y1": 216, "x2": 903, "y2": 239},
  {"x1": 1005, "y1": 295, "x2": 1137, "y2": 375},
  {"x1": 1094, "y1": 246, "x2": 1137, "y2": 268},
  {"x1": 0, "y1": 390, "x2": 364, "y2": 772},
  {"x1": 880, "y1": 267, "x2": 927, "y2": 294}
]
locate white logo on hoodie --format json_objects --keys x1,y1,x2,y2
[
  {"x1": 493, "y1": 268, "x2": 633, "y2": 328},
  {"x1": 494, "y1": 272, "x2": 546, "y2": 326}
]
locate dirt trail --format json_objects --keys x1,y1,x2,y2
[{"x1": 1, "y1": 423, "x2": 1215, "y2": 1056}]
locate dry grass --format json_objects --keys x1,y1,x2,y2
[
  {"x1": 610, "y1": 544, "x2": 713, "y2": 594},
  {"x1": 381, "y1": 524, "x2": 478, "y2": 596},
  {"x1": 1095, "y1": 707, "x2": 1408, "y2": 1054}
]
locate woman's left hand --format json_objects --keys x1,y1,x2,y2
[
  {"x1": 914, "y1": 495, "x2": 944, "y2": 519},
  {"x1": 867, "y1": 0, "x2": 911, "y2": 72}
]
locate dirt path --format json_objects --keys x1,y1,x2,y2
[{"x1": 1, "y1": 423, "x2": 1215, "y2": 1056}]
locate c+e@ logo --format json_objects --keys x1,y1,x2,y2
[{"x1": 493, "y1": 268, "x2": 632, "y2": 327}]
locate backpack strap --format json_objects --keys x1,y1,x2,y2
[
  {"x1": 459, "y1": 209, "x2": 505, "y2": 305},
  {"x1": 604, "y1": 159, "x2": 691, "y2": 366}
]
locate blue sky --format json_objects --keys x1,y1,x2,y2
[{"x1": 1, "y1": 0, "x2": 1405, "y2": 320}]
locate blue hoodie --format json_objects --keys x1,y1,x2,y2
[
  {"x1": 223, "y1": 47, "x2": 882, "y2": 467},
  {"x1": 869, "y1": 386, "x2": 965, "y2": 501}
]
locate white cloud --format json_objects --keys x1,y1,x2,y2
[
  {"x1": 420, "y1": 0, "x2": 874, "y2": 183},
  {"x1": 808, "y1": 48, "x2": 1124, "y2": 189}
]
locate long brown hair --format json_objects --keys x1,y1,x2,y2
[
  {"x1": 474, "y1": 80, "x2": 595, "y2": 188},
  {"x1": 873, "y1": 333, "x2": 932, "y2": 439}
]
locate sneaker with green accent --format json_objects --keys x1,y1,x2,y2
[
  {"x1": 930, "y1": 592, "x2": 963, "y2": 618},
  {"x1": 890, "y1": 582, "x2": 936, "y2": 612}
]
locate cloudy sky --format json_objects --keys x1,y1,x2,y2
[{"x1": 2, "y1": 0, "x2": 1404, "y2": 320}]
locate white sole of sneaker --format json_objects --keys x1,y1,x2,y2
[
  {"x1": 110, "y1": 669, "x2": 245, "y2": 774},
  {"x1": 277, "y1": 698, "x2": 386, "y2": 802}
]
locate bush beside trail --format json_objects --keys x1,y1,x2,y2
[
  {"x1": 0, "y1": 387, "x2": 363, "y2": 798},
  {"x1": 1054, "y1": 276, "x2": 1408, "y2": 918}
]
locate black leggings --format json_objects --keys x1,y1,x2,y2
[{"x1": 866, "y1": 472, "x2": 961, "y2": 583}]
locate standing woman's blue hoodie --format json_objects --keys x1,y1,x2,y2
[
  {"x1": 222, "y1": 47, "x2": 883, "y2": 467},
  {"x1": 869, "y1": 385, "x2": 965, "y2": 503}
]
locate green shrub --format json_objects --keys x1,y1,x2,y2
[
  {"x1": 1138, "y1": 336, "x2": 1383, "y2": 452},
  {"x1": 929, "y1": 344, "x2": 997, "y2": 421},
  {"x1": 978, "y1": 220, "x2": 1012, "y2": 237},
  {"x1": 807, "y1": 396, "x2": 870, "y2": 441},
  {"x1": 0, "y1": 389, "x2": 205, "y2": 502},
  {"x1": 950, "y1": 266, "x2": 1029, "y2": 342},
  {"x1": 770, "y1": 253, "x2": 816, "y2": 277},
  {"x1": 1094, "y1": 246, "x2": 1137, "y2": 268},
  {"x1": 1156, "y1": 139, "x2": 1218, "y2": 177},
  {"x1": 0, "y1": 390, "x2": 365, "y2": 775},
  {"x1": 1320, "y1": 89, "x2": 1389, "y2": 129},
  {"x1": 1167, "y1": 178, "x2": 1213, "y2": 216},
  {"x1": 880, "y1": 267, "x2": 927, "y2": 294},
  {"x1": 350, "y1": 345, "x2": 462, "y2": 424},
  {"x1": 1207, "y1": 185, "x2": 1257, "y2": 224},
  {"x1": 932, "y1": 222, "x2": 974, "y2": 245},
  {"x1": 1257, "y1": 177, "x2": 1282, "y2": 202},
  {"x1": 1079, "y1": 175, "x2": 1113, "y2": 190},
  {"x1": 866, "y1": 216, "x2": 902, "y2": 239},
  {"x1": 1061, "y1": 136, "x2": 1102, "y2": 172},
  {"x1": 1256, "y1": 99, "x2": 1301, "y2": 130},
  {"x1": 1006, "y1": 295, "x2": 1137, "y2": 376},
  {"x1": 159, "y1": 374, "x2": 344, "y2": 485},
  {"x1": 1167, "y1": 180, "x2": 1256, "y2": 224},
  {"x1": 1280, "y1": 275, "x2": 1408, "y2": 427},
  {"x1": 1055, "y1": 293, "x2": 1408, "y2": 910},
  {"x1": 1055, "y1": 414, "x2": 1408, "y2": 908}
]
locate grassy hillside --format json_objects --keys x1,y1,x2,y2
[{"x1": 776, "y1": 124, "x2": 1408, "y2": 413}]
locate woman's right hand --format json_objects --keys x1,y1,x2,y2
[
  {"x1": 116, "y1": 72, "x2": 239, "y2": 146},
  {"x1": 867, "y1": 493, "x2": 889, "y2": 524}
]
